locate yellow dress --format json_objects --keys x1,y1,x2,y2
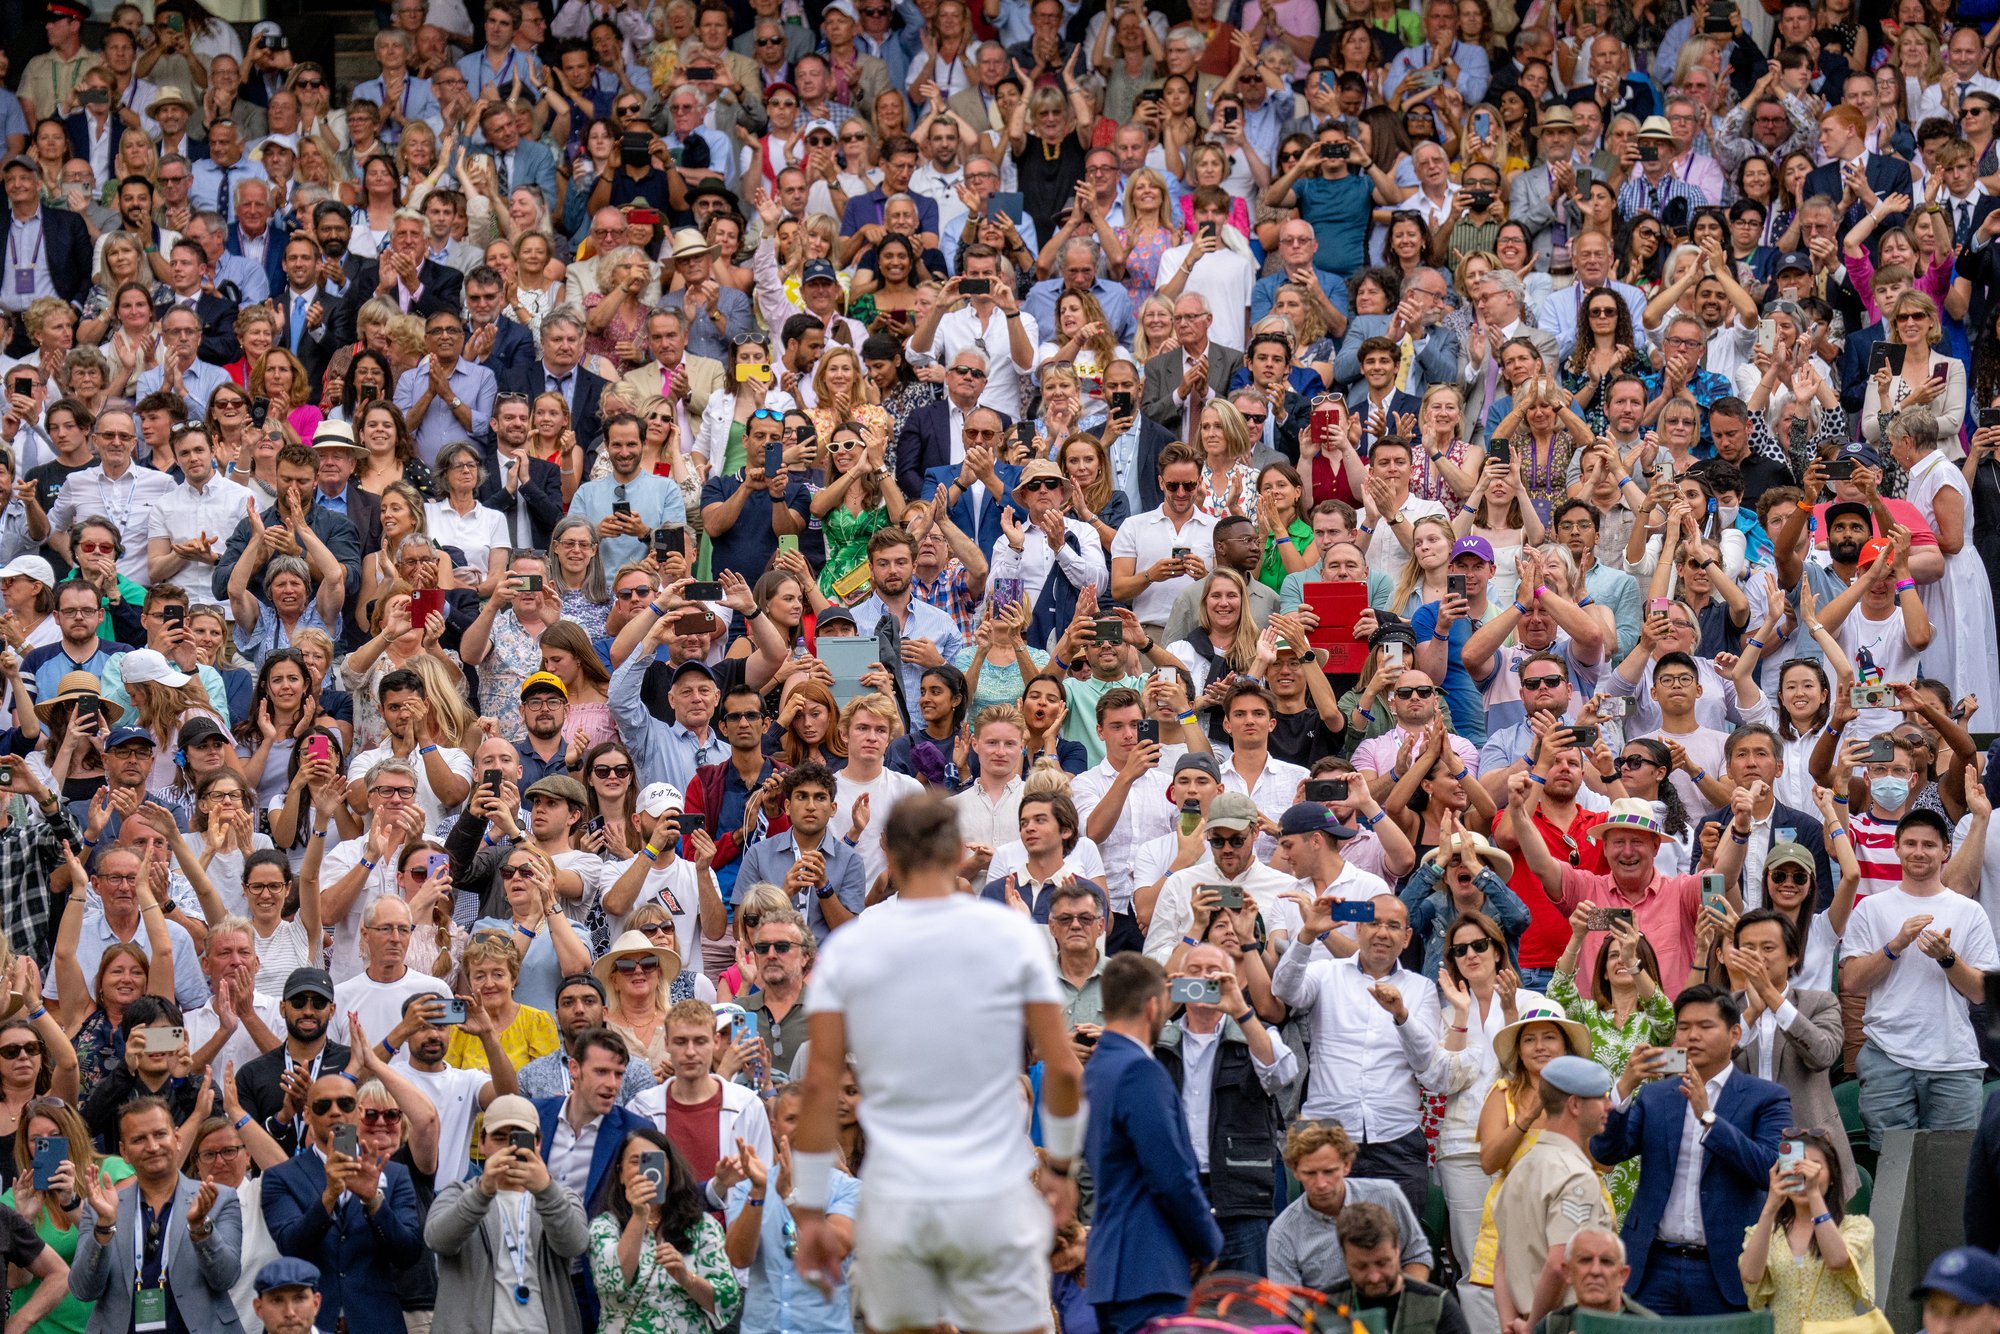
[
  {"x1": 1744, "y1": 1217, "x2": 1876, "y2": 1334},
  {"x1": 445, "y1": 1005, "x2": 561, "y2": 1071},
  {"x1": 1469, "y1": 1087, "x2": 1617, "y2": 1285}
]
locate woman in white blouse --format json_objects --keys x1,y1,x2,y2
[
  {"x1": 693, "y1": 335, "x2": 798, "y2": 478},
  {"x1": 1861, "y1": 291, "x2": 1966, "y2": 451},
  {"x1": 426, "y1": 440, "x2": 512, "y2": 598}
]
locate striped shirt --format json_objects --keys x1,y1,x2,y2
[{"x1": 1850, "y1": 809, "x2": 1902, "y2": 900}]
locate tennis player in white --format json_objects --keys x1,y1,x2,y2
[{"x1": 789, "y1": 790, "x2": 1087, "y2": 1333}]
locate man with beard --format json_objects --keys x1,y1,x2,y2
[
  {"x1": 374, "y1": 990, "x2": 517, "y2": 1186},
  {"x1": 100, "y1": 175, "x2": 176, "y2": 283},
  {"x1": 516, "y1": 671, "x2": 574, "y2": 785},
  {"x1": 238, "y1": 966, "x2": 352, "y2": 1157},
  {"x1": 516, "y1": 973, "x2": 656, "y2": 1103},
  {"x1": 1081, "y1": 952, "x2": 1222, "y2": 1334},
  {"x1": 1321, "y1": 1202, "x2": 1470, "y2": 1334}
]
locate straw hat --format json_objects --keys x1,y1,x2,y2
[
  {"x1": 1420, "y1": 829, "x2": 1514, "y2": 879},
  {"x1": 1492, "y1": 1001, "x2": 1593, "y2": 1075},
  {"x1": 1586, "y1": 798, "x2": 1667, "y2": 841},
  {"x1": 591, "y1": 929, "x2": 682, "y2": 986},
  {"x1": 35, "y1": 671, "x2": 101, "y2": 721}
]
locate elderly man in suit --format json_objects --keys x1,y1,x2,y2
[
  {"x1": 262, "y1": 1072, "x2": 424, "y2": 1334},
  {"x1": 73, "y1": 1097, "x2": 239, "y2": 1334},
  {"x1": 1460, "y1": 270, "x2": 1558, "y2": 441},
  {"x1": 500, "y1": 310, "x2": 607, "y2": 469},
  {"x1": 346, "y1": 210, "x2": 466, "y2": 333},
  {"x1": 895, "y1": 349, "x2": 1015, "y2": 500},
  {"x1": 1591, "y1": 984, "x2": 1791, "y2": 1315},
  {"x1": 1509, "y1": 104, "x2": 1587, "y2": 258},
  {"x1": 616, "y1": 308, "x2": 726, "y2": 426},
  {"x1": 1085, "y1": 953, "x2": 1223, "y2": 1334},
  {"x1": 1141, "y1": 294, "x2": 1245, "y2": 441},
  {"x1": 1331, "y1": 267, "x2": 1459, "y2": 396}
]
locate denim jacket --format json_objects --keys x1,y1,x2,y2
[{"x1": 1399, "y1": 862, "x2": 1531, "y2": 978}]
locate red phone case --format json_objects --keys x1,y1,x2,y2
[{"x1": 1301, "y1": 581, "x2": 1370, "y2": 672}]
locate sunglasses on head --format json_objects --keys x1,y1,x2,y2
[
  {"x1": 751, "y1": 407, "x2": 785, "y2": 421},
  {"x1": 311, "y1": 1096, "x2": 357, "y2": 1116}
]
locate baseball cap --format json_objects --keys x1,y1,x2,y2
[
  {"x1": 176, "y1": 716, "x2": 228, "y2": 751},
  {"x1": 1449, "y1": 535, "x2": 1496, "y2": 565},
  {"x1": 519, "y1": 670, "x2": 568, "y2": 699},
  {"x1": 1914, "y1": 1248, "x2": 2000, "y2": 1307},
  {"x1": 1764, "y1": 842, "x2": 1815, "y2": 878},
  {"x1": 483, "y1": 1094, "x2": 539, "y2": 1135},
  {"x1": 1279, "y1": 801, "x2": 1356, "y2": 840},
  {"x1": 120, "y1": 648, "x2": 192, "y2": 689},
  {"x1": 671, "y1": 659, "x2": 716, "y2": 685},
  {"x1": 801, "y1": 258, "x2": 839, "y2": 285},
  {"x1": 1841, "y1": 442, "x2": 1887, "y2": 471},
  {"x1": 1774, "y1": 250, "x2": 1813, "y2": 274},
  {"x1": 105, "y1": 726, "x2": 157, "y2": 750},
  {"x1": 1822, "y1": 499, "x2": 1872, "y2": 533},
  {"x1": 0, "y1": 555, "x2": 54, "y2": 588},
  {"x1": 283, "y1": 967, "x2": 336, "y2": 1003},
  {"x1": 1204, "y1": 792, "x2": 1260, "y2": 832},
  {"x1": 1173, "y1": 754, "x2": 1221, "y2": 782},
  {"x1": 637, "y1": 782, "x2": 685, "y2": 817}
]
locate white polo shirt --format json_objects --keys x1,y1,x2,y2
[{"x1": 1109, "y1": 506, "x2": 1219, "y2": 626}]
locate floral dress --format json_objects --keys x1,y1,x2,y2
[
  {"x1": 1549, "y1": 966, "x2": 1675, "y2": 1215},
  {"x1": 72, "y1": 1010, "x2": 122, "y2": 1106},
  {"x1": 1410, "y1": 439, "x2": 1477, "y2": 508},
  {"x1": 583, "y1": 291, "x2": 650, "y2": 372},
  {"x1": 478, "y1": 611, "x2": 553, "y2": 744},
  {"x1": 588, "y1": 1211, "x2": 742, "y2": 1334},
  {"x1": 1503, "y1": 428, "x2": 1586, "y2": 525},
  {"x1": 819, "y1": 503, "x2": 889, "y2": 601},
  {"x1": 560, "y1": 588, "x2": 611, "y2": 642},
  {"x1": 1198, "y1": 460, "x2": 1259, "y2": 524},
  {"x1": 1117, "y1": 225, "x2": 1178, "y2": 306},
  {"x1": 1744, "y1": 1217, "x2": 1876, "y2": 1332}
]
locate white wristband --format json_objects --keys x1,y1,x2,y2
[
  {"x1": 1040, "y1": 1100, "x2": 1089, "y2": 1162},
  {"x1": 790, "y1": 1148, "x2": 838, "y2": 1211}
]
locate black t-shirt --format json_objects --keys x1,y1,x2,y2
[
  {"x1": 1014, "y1": 132, "x2": 1088, "y2": 248},
  {"x1": 1271, "y1": 705, "x2": 1341, "y2": 768},
  {"x1": 27, "y1": 459, "x2": 93, "y2": 513}
]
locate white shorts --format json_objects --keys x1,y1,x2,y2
[{"x1": 851, "y1": 1177, "x2": 1055, "y2": 1333}]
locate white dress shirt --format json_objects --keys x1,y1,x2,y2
[
  {"x1": 1270, "y1": 949, "x2": 1441, "y2": 1139},
  {"x1": 1218, "y1": 752, "x2": 1310, "y2": 858},
  {"x1": 920, "y1": 304, "x2": 1039, "y2": 418},
  {"x1": 1745, "y1": 996, "x2": 1800, "y2": 1082},
  {"x1": 1070, "y1": 760, "x2": 1174, "y2": 910},
  {"x1": 45, "y1": 463, "x2": 179, "y2": 584},
  {"x1": 986, "y1": 515, "x2": 1107, "y2": 608},
  {"x1": 1177, "y1": 1020, "x2": 1299, "y2": 1171},
  {"x1": 549, "y1": 1106, "x2": 603, "y2": 1200},
  {"x1": 149, "y1": 473, "x2": 255, "y2": 611},
  {"x1": 1659, "y1": 1061, "x2": 1731, "y2": 1244}
]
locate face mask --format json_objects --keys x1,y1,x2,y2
[
  {"x1": 1716, "y1": 503, "x2": 1740, "y2": 527},
  {"x1": 1870, "y1": 776, "x2": 1910, "y2": 810}
]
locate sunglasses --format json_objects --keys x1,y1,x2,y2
[
  {"x1": 1615, "y1": 754, "x2": 1659, "y2": 769},
  {"x1": 289, "y1": 994, "x2": 332, "y2": 1010},
  {"x1": 1448, "y1": 937, "x2": 1494, "y2": 959},
  {"x1": 1206, "y1": 831, "x2": 1248, "y2": 848},
  {"x1": 613, "y1": 956, "x2": 663, "y2": 973},
  {"x1": 1021, "y1": 477, "x2": 1063, "y2": 492},
  {"x1": 723, "y1": 709, "x2": 765, "y2": 723},
  {"x1": 500, "y1": 864, "x2": 540, "y2": 880},
  {"x1": 311, "y1": 1096, "x2": 358, "y2": 1116},
  {"x1": 949, "y1": 366, "x2": 987, "y2": 379},
  {"x1": 1392, "y1": 685, "x2": 1436, "y2": 699},
  {"x1": 592, "y1": 763, "x2": 634, "y2": 778},
  {"x1": 1767, "y1": 867, "x2": 1810, "y2": 885},
  {"x1": 751, "y1": 940, "x2": 799, "y2": 955},
  {"x1": 1519, "y1": 675, "x2": 1565, "y2": 691},
  {"x1": 362, "y1": 1107, "x2": 404, "y2": 1126},
  {"x1": 0, "y1": 1042, "x2": 41, "y2": 1061},
  {"x1": 1162, "y1": 480, "x2": 1200, "y2": 493}
]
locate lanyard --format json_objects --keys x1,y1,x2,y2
[
  {"x1": 10, "y1": 218, "x2": 43, "y2": 269},
  {"x1": 496, "y1": 1190, "x2": 534, "y2": 1304},
  {"x1": 136, "y1": 1194, "x2": 173, "y2": 1285}
]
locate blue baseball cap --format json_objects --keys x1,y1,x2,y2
[
  {"x1": 105, "y1": 726, "x2": 156, "y2": 750},
  {"x1": 1914, "y1": 1249, "x2": 2000, "y2": 1306},
  {"x1": 801, "y1": 258, "x2": 838, "y2": 285}
]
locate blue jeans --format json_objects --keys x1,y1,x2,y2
[
  {"x1": 1217, "y1": 1214, "x2": 1268, "y2": 1276},
  {"x1": 1634, "y1": 1244, "x2": 1740, "y2": 1316},
  {"x1": 1516, "y1": 966, "x2": 1555, "y2": 992},
  {"x1": 1096, "y1": 1293, "x2": 1187, "y2": 1334},
  {"x1": 1855, "y1": 1038, "x2": 1985, "y2": 1148}
]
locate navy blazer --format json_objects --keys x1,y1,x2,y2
[
  {"x1": 1346, "y1": 388, "x2": 1424, "y2": 454},
  {"x1": 1838, "y1": 320, "x2": 1888, "y2": 417},
  {"x1": 1590, "y1": 1068, "x2": 1791, "y2": 1308},
  {"x1": 921, "y1": 461, "x2": 1023, "y2": 553},
  {"x1": 1082, "y1": 1030, "x2": 1222, "y2": 1304},
  {"x1": 63, "y1": 110, "x2": 125, "y2": 182},
  {"x1": 470, "y1": 314, "x2": 537, "y2": 384},
  {"x1": 1804, "y1": 154, "x2": 1913, "y2": 241},
  {"x1": 478, "y1": 446, "x2": 566, "y2": 550},
  {"x1": 895, "y1": 399, "x2": 1015, "y2": 503},
  {"x1": 228, "y1": 217, "x2": 291, "y2": 303},
  {"x1": 261, "y1": 1147, "x2": 425, "y2": 1334},
  {"x1": 1692, "y1": 802, "x2": 1836, "y2": 912},
  {"x1": 500, "y1": 361, "x2": 609, "y2": 468},
  {"x1": 1125, "y1": 414, "x2": 1186, "y2": 514},
  {"x1": 533, "y1": 1096, "x2": 654, "y2": 1214}
]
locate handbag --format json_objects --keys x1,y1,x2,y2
[{"x1": 1799, "y1": 1246, "x2": 1893, "y2": 1334}]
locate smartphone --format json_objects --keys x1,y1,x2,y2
[
  {"x1": 683, "y1": 581, "x2": 723, "y2": 603},
  {"x1": 1869, "y1": 342, "x2": 1907, "y2": 376},
  {"x1": 1204, "y1": 883, "x2": 1245, "y2": 911},
  {"x1": 1568, "y1": 724, "x2": 1600, "y2": 751},
  {"x1": 30, "y1": 1137, "x2": 63, "y2": 1191},
  {"x1": 1701, "y1": 871, "x2": 1728, "y2": 912},
  {"x1": 6, "y1": 374, "x2": 30, "y2": 400},
  {"x1": 611, "y1": 498, "x2": 634, "y2": 516},
  {"x1": 1109, "y1": 389, "x2": 1135, "y2": 415},
  {"x1": 1583, "y1": 906, "x2": 1635, "y2": 931},
  {"x1": 1647, "y1": 596, "x2": 1673, "y2": 615},
  {"x1": 1328, "y1": 900, "x2": 1377, "y2": 923},
  {"x1": 1824, "y1": 458, "x2": 1857, "y2": 480},
  {"x1": 426, "y1": 852, "x2": 449, "y2": 880},
  {"x1": 1200, "y1": 221, "x2": 1219, "y2": 240},
  {"x1": 1330, "y1": 142, "x2": 1352, "y2": 160},
  {"x1": 0, "y1": 764, "x2": 15, "y2": 787},
  {"x1": 1639, "y1": 142, "x2": 1660, "y2": 164},
  {"x1": 483, "y1": 767, "x2": 503, "y2": 793},
  {"x1": 165, "y1": 11, "x2": 185, "y2": 31},
  {"x1": 1864, "y1": 733, "x2": 1898, "y2": 762},
  {"x1": 656, "y1": 812, "x2": 684, "y2": 845},
  {"x1": 1168, "y1": 977, "x2": 1223, "y2": 1006},
  {"x1": 1306, "y1": 778, "x2": 1350, "y2": 803},
  {"x1": 624, "y1": 206, "x2": 661, "y2": 227},
  {"x1": 1465, "y1": 192, "x2": 1493, "y2": 211},
  {"x1": 332, "y1": 1123, "x2": 359, "y2": 1158},
  {"x1": 583, "y1": 815, "x2": 606, "y2": 839},
  {"x1": 1597, "y1": 696, "x2": 1629, "y2": 719},
  {"x1": 305, "y1": 734, "x2": 332, "y2": 766},
  {"x1": 136, "y1": 1026, "x2": 186, "y2": 1054},
  {"x1": 1853, "y1": 684, "x2": 1895, "y2": 711},
  {"x1": 637, "y1": 1149, "x2": 667, "y2": 1190},
  {"x1": 732, "y1": 1012, "x2": 760, "y2": 1044},
  {"x1": 1703, "y1": 7, "x2": 1734, "y2": 31},
  {"x1": 1382, "y1": 642, "x2": 1406, "y2": 669},
  {"x1": 508, "y1": 1128, "x2": 538, "y2": 1153},
  {"x1": 1219, "y1": 104, "x2": 1239, "y2": 125},
  {"x1": 79, "y1": 87, "x2": 109, "y2": 107},
  {"x1": 1756, "y1": 318, "x2": 1778, "y2": 356},
  {"x1": 1136, "y1": 87, "x2": 1164, "y2": 104},
  {"x1": 1093, "y1": 617, "x2": 1124, "y2": 644},
  {"x1": 1486, "y1": 433, "x2": 1511, "y2": 466},
  {"x1": 1472, "y1": 111, "x2": 1492, "y2": 140},
  {"x1": 960, "y1": 277, "x2": 992, "y2": 296},
  {"x1": 1136, "y1": 718, "x2": 1161, "y2": 746},
  {"x1": 409, "y1": 587, "x2": 446, "y2": 626},
  {"x1": 1778, "y1": 1138, "x2": 1807, "y2": 1182},
  {"x1": 518, "y1": 574, "x2": 544, "y2": 593},
  {"x1": 1980, "y1": 408, "x2": 2000, "y2": 430},
  {"x1": 684, "y1": 65, "x2": 717, "y2": 81},
  {"x1": 72, "y1": 698, "x2": 99, "y2": 732},
  {"x1": 1656, "y1": 1047, "x2": 1689, "y2": 1074},
  {"x1": 1179, "y1": 798, "x2": 1202, "y2": 835},
  {"x1": 437, "y1": 997, "x2": 470, "y2": 1026},
  {"x1": 1447, "y1": 574, "x2": 1468, "y2": 600},
  {"x1": 249, "y1": 397, "x2": 270, "y2": 429},
  {"x1": 266, "y1": 33, "x2": 289, "y2": 50},
  {"x1": 652, "y1": 527, "x2": 683, "y2": 560}
]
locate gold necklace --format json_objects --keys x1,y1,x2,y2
[{"x1": 1041, "y1": 137, "x2": 1063, "y2": 161}]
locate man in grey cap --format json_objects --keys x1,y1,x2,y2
[
  {"x1": 1142, "y1": 791, "x2": 1302, "y2": 965},
  {"x1": 252, "y1": 1259, "x2": 322, "y2": 1334},
  {"x1": 1491, "y1": 1054, "x2": 1617, "y2": 1334}
]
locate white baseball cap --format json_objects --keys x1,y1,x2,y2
[{"x1": 637, "y1": 782, "x2": 684, "y2": 817}]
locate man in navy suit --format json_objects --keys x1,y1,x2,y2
[
  {"x1": 1691, "y1": 726, "x2": 1835, "y2": 909},
  {"x1": 1802, "y1": 105, "x2": 1912, "y2": 244},
  {"x1": 1591, "y1": 984, "x2": 1791, "y2": 1315},
  {"x1": 261, "y1": 1072, "x2": 425, "y2": 1334},
  {"x1": 501, "y1": 311, "x2": 608, "y2": 468},
  {"x1": 895, "y1": 349, "x2": 1014, "y2": 500},
  {"x1": 922, "y1": 442, "x2": 1023, "y2": 555},
  {"x1": 226, "y1": 179, "x2": 290, "y2": 307},
  {"x1": 463, "y1": 266, "x2": 536, "y2": 384},
  {"x1": 271, "y1": 233, "x2": 340, "y2": 400},
  {"x1": 62, "y1": 69, "x2": 124, "y2": 186},
  {"x1": 1085, "y1": 953, "x2": 1224, "y2": 1334},
  {"x1": 1837, "y1": 267, "x2": 1911, "y2": 418},
  {"x1": 533, "y1": 1028, "x2": 652, "y2": 1329},
  {"x1": 482, "y1": 393, "x2": 568, "y2": 551}
]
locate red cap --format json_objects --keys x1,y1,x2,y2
[{"x1": 1859, "y1": 536, "x2": 1895, "y2": 568}]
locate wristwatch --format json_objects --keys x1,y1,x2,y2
[{"x1": 1698, "y1": 1110, "x2": 1717, "y2": 1130}]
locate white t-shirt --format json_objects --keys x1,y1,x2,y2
[
  {"x1": 601, "y1": 853, "x2": 704, "y2": 971},
  {"x1": 1154, "y1": 242, "x2": 1258, "y2": 350},
  {"x1": 253, "y1": 918, "x2": 317, "y2": 996},
  {"x1": 329, "y1": 968, "x2": 452, "y2": 1049},
  {"x1": 398, "y1": 1062, "x2": 492, "y2": 1187},
  {"x1": 184, "y1": 830, "x2": 279, "y2": 919},
  {"x1": 345, "y1": 745, "x2": 476, "y2": 829},
  {"x1": 832, "y1": 767, "x2": 927, "y2": 889},
  {"x1": 1842, "y1": 885, "x2": 2000, "y2": 1071},
  {"x1": 807, "y1": 894, "x2": 1061, "y2": 1199},
  {"x1": 318, "y1": 836, "x2": 406, "y2": 982}
]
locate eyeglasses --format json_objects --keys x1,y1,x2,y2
[
  {"x1": 1448, "y1": 937, "x2": 1494, "y2": 959},
  {"x1": 613, "y1": 956, "x2": 663, "y2": 973},
  {"x1": 0, "y1": 1042, "x2": 42, "y2": 1061},
  {"x1": 310, "y1": 1096, "x2": 358, "y2": 1116},
  {"x1": 1050, "y1": 912, "x2": 1100, "y2": 928},
  {"x1": 1206, "y1": 831, "x2": 1248, "y2": 848},
  {"x1": 427, "y1": 325, "x2": 465, "y2": 337},
  {"x1": 198, "y1": 1143, "x2": 245, "y2": 1163},
  {"x1": 592, "y1": 763, "x2": 634, "y2": 778},
  {"x1": 500, "y1": 864, "x2": 540, "y2": 880},
  {"x1": 362, "y1": 1107, "x2": 404, "y2": 1126},
  {"x1": 1392, "y1": 685, "x2": 1436, "y2": 699},
  {"x1": 751, "y1": 940, "x2": 799, "y2": 955},
  {"x1": 373, "y1": 785, "x2": 417, "y2": 799}
]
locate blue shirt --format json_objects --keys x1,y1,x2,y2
[
  {"x1": 726, "y1": 1172, "x2": 858, "y2": 1334},
  {"x1": 848, "y1": 595, "x2": 967, "y2": 712},
  {"x1": 1292, "y1": 176, "x2": 1375, "y2": 277},
  {"x1": 392, "y1": 357, "x2": 498, "y2": 468},
  {"x1": 570, "y1": 473, "x2": 688, "y2": 572},
  {"x1": 738, "y1": 830, "x2": 868, "y2": 939},
  {"x1": 189, "y1": 158, "x2": 270, "y2": 218},
  {"x1": 350, "y1": 74, "x2": 442, "y2": 141},
  {"x1": 1409, "y1": 599, "x2": 1489, "y2": 745},
  {"x1": 1021, "y1": 277, "x2": 1136, "y2": 349},
  {"x1": 25, "y1": 640, "x2": 127, "y2": 709}
]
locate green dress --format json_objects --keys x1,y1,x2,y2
[
  {"x1": 2, "y1": 1156, "x2": 136, "y2": 1334},
  {"x1": 1258, "y1": 519, "x2": 1316, "y2": 593},
  {"x1": 588, "y1": 1211, "x2": 742, "y2": 1334},
  {"x1": 1548, "y1": 967, "x2": 1676, "y2": 1216},
  {"x1": 819, "y1": 503, "x2": 889, "y2": 601}
]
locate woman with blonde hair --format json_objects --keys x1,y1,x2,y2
[
  {"x1": 1862, "y1": 291, "x2": 1966, "y2": 445},
  {"x1": 17, "y1": 298, "x2": 75, "y2": 396},
  {"x1": 1896, "y1": 24, "x2": 1945, "y2": 118},
  {"x1": 1166, "y1": 568, "x2": 1263, "y2": 741},
  {"x1": 1037, "y1": 290, "x2": 1125, "y2": 394},
  {"x1": 126, "y1": 677, "x2": 226, "y2": 790},
  {"x1": 541, "y1": 621, "x2": 616, "y2": 755},
  {"x1": 356, "y1": 479, "x2": 434, "y2": 631},
  {"x1": 530, "y1": 390, "x2": 584, "y2": 496},
  {"x1": 1131, "y1": 294, "x2": 1178, "y2": 362},
  {"x1": 811, "y1": 420, "x2": 909, "y2": 596},
  {"x1": 447, "y1": 934, "x2": 560, "y2": 1071},
  {"x1": 79, "y1": 233, "x2": 149, "y2": 347},
  {"x1": 295, "y1": 134, "x2": 351, "y2": 199},
  {"x1": 345, "y1": 582, "x2": 459, "y2": 753},
  {"x1": 806, "y1": 346, "x2": 889, "y2": 442},
  {"x1": 1195, "y1": 398, "x2": 1258, "y2": 522},
  {"x1": 1111, "y1": 167, "x2": 1180, "y2": 305},
  {"x1": 407, "y1": 652, "x2": 481, "y2": 751},
  {"x1": 254, "y1": 348, "x2": 323, "y2": 445},
  {"x1": 1390, "y1": 513, "x2": 1458, "y2": 617}
]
